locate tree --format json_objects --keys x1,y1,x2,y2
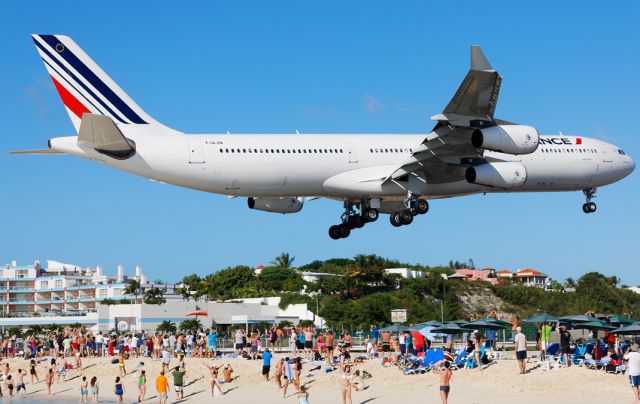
[
  {"x1": 179, "y1": 319, "x2": 202, "y2": 333},
  {"x1": 124, "y1": 279, "x2": 141, "y2": 304},
  {"x1": 24, "y1": 325, "x2": 43, "y2": 337},
  {"x1": 157, "y1": 321, "x2": 177, "y2": 334},
  {"x1": 177, "y1": 274, "x2": 203, "y2": 301},
  {"x1": 271, "y1": 253, "x2": 295, "y2": 269},
  {"x1": 259, "y1": 267, "x2": 304, "y2": 292},
  {"x1": 144, "y1": 287, "x2": 166, "y2": 305},
  {"x1": 7, "y1": 327, "x2": 22, "y2": 338},
  {"x1": 565, "y1": 277, "x2": 576, "y2": 287}
]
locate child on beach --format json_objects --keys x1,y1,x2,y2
[
  {"x1": 138, "y1": 369, "x2": 147, "y2": 402},
  {"x1": 6, "y1": 374, "x2": 14, "y2": 397},
  {"x1": 433, "y1": 361, "x2": 452, "y2": 404},
  {"x1": 298, "y1": 385, "x2": 310, "y2": 404},
  {"x1": 46, "y1": 368, "x2": 54, "y2": 395},
  {"x1": 114, "y1": 376, "x2": 124, "y2": 402},
  {"x1": 16, "y1": 369, "x2": 26, "y2": 397},
  {"x1": 90, "y1": 376, "x2": 99, "y2": 402},
  {"x1": 80, "y1": 375, "x2": 89, "y2": 402},
  {"x1": 118, "y1": 352, "x2": 127, "y2": 376}
]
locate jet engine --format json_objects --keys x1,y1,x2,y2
[
  {"x1": 471, "y1": 125, "x2": 539, "y2": 155},
  {"x1": 247, "y1": 197, "x2": 303, "y2": 214},
  {"x1": 465, "y1": 162, "x2": 527, "y2": 188}
]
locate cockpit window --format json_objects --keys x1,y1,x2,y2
[{"x1": 618, "y1": 149, "x2": 626, "y2": 155}]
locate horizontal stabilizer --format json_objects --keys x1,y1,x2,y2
[
  {"x1": 4, "y1": 149, "x2": 63, "y2": 155},
  {"x1": 78, "y1": 114, "x2": 135, "y2": 159}
]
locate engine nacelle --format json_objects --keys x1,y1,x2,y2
[
  {"x1": 465, "y1": 162, "x2": 527, "y2": 188},
  {"x1": 247, "y1": 197, "x2": 303, "y2": 214},
  {"x1": 471, "y1": 125, "x2": 539, "y2": 155}
]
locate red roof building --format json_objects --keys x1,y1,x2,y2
[{"x1": 453, "y1": 268, "x2": 500, "y2": 285}]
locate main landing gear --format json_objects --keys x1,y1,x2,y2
[
  {"x1": 328, "y1": 202, "x2": 379, "y2": 240},
  {"x1": 582, "y1": 188, "x2": 597, "y2": 214},
  {"x1": 390, "y1": 195, "x2": 429, "y2": 227}
]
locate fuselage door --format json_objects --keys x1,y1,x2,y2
[
  {"x1": 187, "y1": 138, "x2": 205, "y2": 164},
  {"x1": 347, "y1": 143, "x2": 358, "y2": 163}
]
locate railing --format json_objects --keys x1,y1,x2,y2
[{"x1": 1, "y1": 309, "x2": 95, "y2": 318}]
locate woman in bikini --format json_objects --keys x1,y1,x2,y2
[
  {"x1": 204, "y1": 363, "x2": 223, "y2": 398},
  {"x1": 90, "y1": 376, "x2": 99, "y2": 403},
  {"x1": 274, "y1": 358, "x2": 284, "y2": 389},
  {"x1": 340, "y1": 362, "x2": 353, "y2": 404},
  {"x1": 293, "y1": 357, "x2": 302, "y2": 392},
  {"x1": 45, "y1": 368, "x2": 54, "y2": 396}
]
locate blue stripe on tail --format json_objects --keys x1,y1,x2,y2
[{"x1": 38, "y1": 35, "x2": 148, "y2": 124}]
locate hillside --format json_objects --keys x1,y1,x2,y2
[{"x1": 177, "y1": 254, "x2": 640, "y2": 328}]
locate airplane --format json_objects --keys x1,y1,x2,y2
[{"x1": 13, "y1": 35, "x2": 635, "y2": 239}]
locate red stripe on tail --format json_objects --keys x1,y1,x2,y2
[
  {"x1": 50, "y1": 75, "x2": 90, "y2": 119},
  {"x1": 576, "y1": 138, "x2": 582, "y2": 145}
]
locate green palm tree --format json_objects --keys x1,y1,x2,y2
[
  {"x1": 144, "y1": 287, "x2": 166, "y2": 305},
  {"x1": 124, "y1": 279, "x2": 142, "y2": 304},
  {"x1": 156, "y1": 320, "x2": 177, "y2": 334},
  {"x1": 271, "y1": 252, "x2": 295, "y2": 269},
  {"x1": 179, "y1": 319, "x2": 202, "y2": 333},
  {"x1": 24, "y1": 325, "x2": 43, "y2": 337},
  {"x1": 7, "y1": 327, "x2": 22, "y2": 338}
]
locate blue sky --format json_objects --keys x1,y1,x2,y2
[{"x1": 1, "y1": 1, "x2": 638, "y2": 285}]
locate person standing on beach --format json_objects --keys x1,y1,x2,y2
[
  {"x1": 380, "y1": 330, "x2": 392, "y2": 365},
  {"x1": 118, "y1": 352, "x2": 126, "y2": 376},
  {"x1": 15, "y1": 369, "x2": 26, "y2": 397},
  {"x1": 274, "y1": 358, "x2": 284, "y2": 389},
  {"x1": 304, "y1": 327, "x2": 315, "y2": 360},
  {"x1": 138, "y1": 370, "x2": 147, "y2": 402},
  {"x1": 473, "y1": 332, "x2": 482, "y2": 370},
  {"x1": 624, "y1": 344, "x2": 640, "y2": 401},
  {"x1": 45, "y1": 368, "x2": 54, "y2": 395},
  {"x1": 156, "y1": 370, "x2": 168, "y2": 404},
  {"x1": 161, "y1": 347, "x2": 171, "y2": 372},
  {"x1": 433, "y1": 361, "x2": 452, "y2": 404},
  {"x1": 29, "y1": 359, "x2": 38, "y2": 384},
  {"x1": 282, "y1": 357, "x2": 294, "y2": 398},
  {"x1": 540, "y1": 322, "x2": 552, "y2": 360},
  {"x1": 80, "y1": 376, "x2": 89, "y2": 402},
  {"x1": 114, "y1": 376, "x2": 124, "y2": 403},
  {"x1": 514, "y1": 327, "x2": 527, "y2": 374},
  {"x1": 559, "y1": 325, "x2": 572, "y2": 367},
  {"x1": 262, "y1": 348, "x2": 272, "y2": 381},
  {"x1": 171, "y1": 366, "x2": 185, "y2": 400},
  {"x1": 208, "y1": 329, "x2": 219, "y2": 359},
  {"x1": 90, "y1": 376, "x2": 99, "y2": 403},
  {"x1": 326, "y1": 331, "x2": 335, "y2": 364}
]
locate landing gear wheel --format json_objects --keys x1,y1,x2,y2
[
  {"x1": 415, "y1": 199, "x2": 429, "y2": 215},
  {"x1": 338, "y1": 223, "x2": 351, "y2": 238},
  {"x1": 400, "y1": 209, "x2": 414, "y2": 225},
  {"x1": 582, "y1": 203, "x2": 589, "y2": 214},
  {"x1": 587, "y1": 202, "x2": 597, "y2": 213},
  {"x1": 365, "y1": 208, "x2": 379, "y2": 223},
  {"x1": 329, "y1": 225, "x2": 341, "y2": 240},
  {"x1": 390, "y1": 211, "x2": 403, "y2": 227},
  {"x1": 353, "y1": 215, "x2": 365, "y2": 228}
]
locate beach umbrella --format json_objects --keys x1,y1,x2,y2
[
  {"x1": 414, "y1": 320, "x2": 442, "y2": 328},
  {"x1": 460, "y1": 320, "x2": 504, "y2": 330},
  {"x1": 449, "y1": 319, "x2": 469, "y2": 325},
  {"x1": 523, "y1": 313, "x2": 559, "y2": 324},
  {"x1": 610, "y1": 324, "x2": 640, "y2": 334},
  {"x1": 571, "y1": 320, "x2": 615, "y2": 331},
  {"x1": 378, "y1": 325, "x2": 414, "y2": 333},
  {"x1": 430, "y1": 322, "x2": 466, "y2": 334},
  {"x1": 608, "y1": 315, "x2": 634, "y2": 325},
  {"x1": 558, "y1": 314, "x2": 596, "y2": 323},
  {"x1": 186, "y1": 310, "x2": 208, "y2": 317},
  {"x1": 483, "y1": 318, "x2": 512, "y2": 327}
]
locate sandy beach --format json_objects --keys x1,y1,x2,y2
[{"x1": 2, "y1": 352, "x2": 633, "y2": 404}]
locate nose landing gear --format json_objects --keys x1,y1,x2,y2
[
  {"x1": 328, "y1": 201, "x2": 379, "y2": 240},
  {"x1": 582, "y1": 188, "x2": 597, "y2": 214}
]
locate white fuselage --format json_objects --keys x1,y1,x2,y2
[{"x1": 50, "y1": 132, "x2": 635, "y2": 201}]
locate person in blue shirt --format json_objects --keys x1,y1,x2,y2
[
  {"x1": 208, "y1": 329, "x2": 219, "y2": 359},
  {"x1": 262, "y1": 348, "x2": 273, "y2": 381}
]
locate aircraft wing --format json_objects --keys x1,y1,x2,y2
[{"x1": 385, "y1": 45, "x2": 505, "y2": 184}]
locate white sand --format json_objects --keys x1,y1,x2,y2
[{"x1": 4, "y1": 353, "x2": 633, "y2": 403}]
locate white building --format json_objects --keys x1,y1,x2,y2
[{"x1": 384, "y1": 268, "x2": 426, "y2": 279}]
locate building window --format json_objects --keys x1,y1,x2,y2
[
  {"x1": 54, "y1": 280, "x2": 63, "y2": 288},
  {"x1": 98, "y1": 289, "x2": 107, "y2": 298},
  {"x1": 39, "y1": 281, "x2": 49, "y2": 289}
]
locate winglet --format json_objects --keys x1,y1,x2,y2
[{"x1": 471, "y1": 45, "x2": 493, "y2": 71}]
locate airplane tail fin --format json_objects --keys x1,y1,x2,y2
[{"x1": 31, "y1": 34, "x2": 178, "y2": 134}]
